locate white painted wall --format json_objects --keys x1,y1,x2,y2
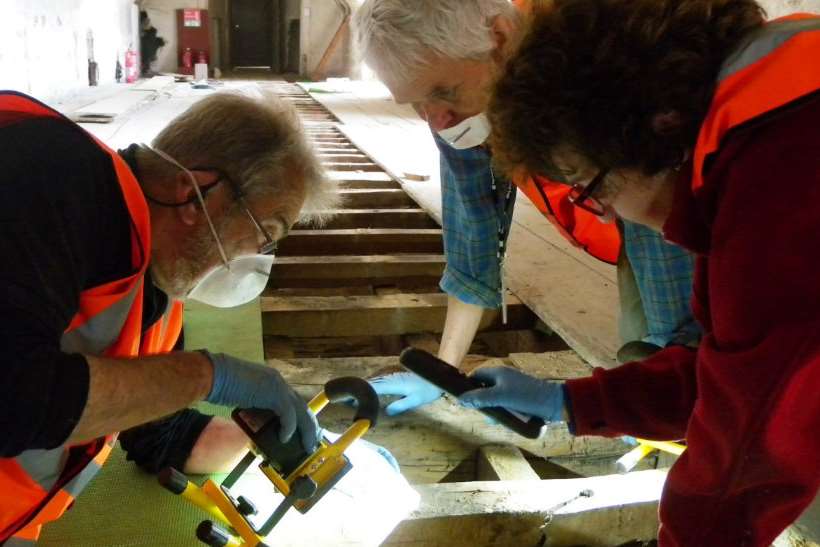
[
  {"x1": 300, "y1": 0, "x2": 361, "y2": 77},
  {"x1": 759, "y1": 0, "x2": 820, "y2": 17},
  {"x1": 138, "y1": 0, "x2": 209, "y2": 73},
  {"x1": 0, "y1": 0, "x2": 138, "y2": 102}
]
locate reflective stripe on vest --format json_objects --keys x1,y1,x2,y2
[
  {"x1": 692, "y1": 14, "x2": 820, "y2": 191},
  {"x1": 514, "y1": 172, "x2": 621, "y2": 265},
  {"x1": 0, "y1": 92, "x2": 182, "y2": 543}
]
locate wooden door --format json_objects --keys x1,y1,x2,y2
[{"x1": 230, "y1": 0, "x2": 273, "y2": 67}]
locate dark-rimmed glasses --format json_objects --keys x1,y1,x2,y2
[{"x1": 567, "y1": 169, "x2": 609, "y2": 216}]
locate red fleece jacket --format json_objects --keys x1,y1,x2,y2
[{"x1": 565, "y1": 93, "x2": 820, "y2": 547}]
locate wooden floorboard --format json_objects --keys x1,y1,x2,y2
[
  {"x1": 320, "y1": 209, "x2": 438, "y2": 229},
  {"x1": 269, "y1": 254, "x2": 445, "y2": 285},
  {"x1": 277, "y1": 229, "x2": 444, "y2": 256},
  {"x1": 260, "y1": 292, "x2": 534, "y2": 337},
  {"x1": 338, "y1": 189, "x2": 419, "y2": 208}
]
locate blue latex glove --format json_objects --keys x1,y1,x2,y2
[
  {"x1": 458, "y1": 366, "x2": 565, "y2": 423},
  {"x1": 202, "y1": 351, "x2": 319, "y2": 451},
  {"x1": 369, "y1": 372, "x2": 443, "y2": 416}
]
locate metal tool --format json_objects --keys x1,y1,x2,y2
[
  {"x1": 616, "y1": 438, "x2": 686, "y2": 473},
  {"x1": 159, "y1": 377, "x2": 379, "y2": 547}
]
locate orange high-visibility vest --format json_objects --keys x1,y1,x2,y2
[
  {"x1": 692, "y1": 14, "x2": 820, "y2": 193},
  {"x1": 0, "y1": 92, "x2": 184, "y2": 544},
  {"x1": 510, "y1": 0, "x2": 621, "y2": 265}
]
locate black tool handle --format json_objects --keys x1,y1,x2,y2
[
  {"x1": 325, "y1": 376, "x2": 379, "y2": 427},
  {"x1": 399, "y1": 347, "x2": 545, "y2": 439},
  {"x1": 196, "y1": 521, "x2": 233, "y2": 547},
  {"x1": 158, "y1": 467, "x2": 189, "y2": 495}
]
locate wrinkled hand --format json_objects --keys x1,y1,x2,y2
[
  {"x1": 370, "y1": 372, "x2": 443, "y2": 416},
  {"x1": 202, "y1": 351, "x2": 319, "y2": 451},
  {"x1": 458, "y1": 366, "x2": 565, "y2": 423}
]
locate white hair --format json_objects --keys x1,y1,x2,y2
[{"x1": 353, "y1": 0, "x2": 519, "y2": 83}]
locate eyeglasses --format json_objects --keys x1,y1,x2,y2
[
  {"x1": 192, "y1": 167, "x2": 278, "y2": 256},
  {"x1": 567, "y1": 169, "x2": 609, "y2": 216},
  {"x1": 147, "y1": 147, "x2": 278, "y2": 264}
]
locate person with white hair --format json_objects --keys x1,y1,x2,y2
[
  {"x1": 0, "y1": 90, "x2": 337, "y2": 544},
  {"x1": 354, "y1": 0, "x2": 700, "y2": 415}
]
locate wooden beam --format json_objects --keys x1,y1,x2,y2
[
  {"x1": 319, "y1": 154, "x2": 371, "y2": 163},
  {"x1": 322, "y1": 162, "x2": 383, "y2": 172},
  {"x1": 321, "y1": 209, "x2": 438, "y2": 229},
  {"x1": 477, "y1": 444, "x2": 540, "y2": 481},
  {"x1": 260, "y1": 292, "x2": 534, "y2": 337},
  {"x1": 384, "y1": 471, "x2": 666, "y2": 547},
  {"x1": 269, "y1": 254, "x2": 445, "y2": 288},
  {"x1": 337, "y1": 179, "x2": 401, "y2": 190},
  {"x1": 328, "y1": 171, "x2": 393, "y2": 183},
  {"x1": 276, "y1": 356, "x2": 634, "y2": 484},
  {"x1": 276, "y1": 229, "x2": 443, "y2": 256},
  {"x1": 338, "y1": 189, "x2": 420, "y2": 208}
]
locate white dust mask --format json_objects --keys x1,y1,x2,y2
[
  {"x1": 437, "y1": 113, "x2": 492, "y2": 150},
  {"x1": 146, "y1": 146, "x2": 277, "y2": 308},
  {"x1": 187, "y1": 254, "x2": 275, "y2": 308}
]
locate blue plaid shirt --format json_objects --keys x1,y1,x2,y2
[
  {"x1": 622, "y1": 222, "x2": 701, "y2": 347},
  {"x1": 436, "y1": 135, "x2": 515, "y2": 309},
  {"x1": 436, "y1": 134, "x2": 700, "y2": 347}
]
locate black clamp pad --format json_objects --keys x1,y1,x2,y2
[{"x1": 324, "y1": 376, "x2": 379, "y2": 428}]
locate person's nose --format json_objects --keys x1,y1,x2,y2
[{"x1": 414, "y1": 102, "x2": 454, "y2": 131}]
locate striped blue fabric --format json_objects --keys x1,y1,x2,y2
[
  {"x1": 622, "y1": 221, "x2": 701, "y2": 347},
  {"x1": 435, "y1": 134, "x2": 515, "y2": 309}
]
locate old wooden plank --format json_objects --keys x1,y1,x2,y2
[
  {"x1": 384, "y1": 471, "x2": 665, "y2": 547},
  {"x1": 321, "y1": 209, "x2": 438, "y2": 229},
  {"x1": 336, "y1": 179, "x2": 401, "y2": 190},
  {"x1": 260, "y1": 293, "x2": 535, "y2": 337},
  {"x1": 268, "y1": 255, "x2": 445, "y2": 288},
  {"x1": 319, "y1": 154, "x2": 371, "y2": 163},
  {"x1": 328, "y1": 171, "x2": 393, "y2": 182},
  {"x1": 322, "y1": 162, "x2": 383, "y2": 172},
  {"x1": 276, "y1": 229, "x2": 444, "y2": 256},
  {"x1": 337, "y1": 189, "x2": 419, "y2": 208},
  {"x1": 509, "y1": 352, "x2": 595, "y2": 379},
  {"x1": 477, "y1": 444, "x2": 540, "y2": 481}
]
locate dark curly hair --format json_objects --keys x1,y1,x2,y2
[{"x1": 489, "y1": 0, "x2": 766, "y2": 180}]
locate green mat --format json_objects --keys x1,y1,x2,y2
[{"x1": 39, "y1": 299, "x2": 263, "y2": 546}]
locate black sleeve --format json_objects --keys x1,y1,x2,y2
[
  {"x1": 119, "y1": 410, "x2": 214, "y2": 473},
  {"x1": 0, "y1": 117, "x2": 131, "y2": 457}
]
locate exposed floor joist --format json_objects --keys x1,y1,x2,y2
[{"x1": 260, "y1": 293, "x2": 535, "y2": 337}]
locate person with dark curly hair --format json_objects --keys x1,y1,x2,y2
[
  {"x1": 353, "y1": 0, "x2": 702, "y2": 421},
  {"x1": 462, "y1": 0, "x2": 820, "y2": 545}
]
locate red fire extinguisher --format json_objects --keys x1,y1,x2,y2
[
  {"x1": 125, "y1": 46, "x2": 138, "y2": 83},
  {"x1": 182, "y1": 47, "x2": 193, "y2": 72}
]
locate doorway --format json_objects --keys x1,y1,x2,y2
[{"x1": 230, "y1": 0, "x2": 276, "y2": 69}]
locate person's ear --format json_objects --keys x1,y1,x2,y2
[
  {"x1": 173, "y1": 170, "x2": 199, "y2": 226},
  {"x1": 651, "y1": 110, "x2": 683, "y2": 136},
  {"x1": 490, "y1": 14, "x2": 518, "y2": 64}
]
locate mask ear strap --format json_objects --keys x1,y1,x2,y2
[{"x1": 148, "y1": 146, "x2": 231, "y2": 268}]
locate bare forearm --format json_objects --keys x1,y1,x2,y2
[
  {"x1": 184, "y1": 418, "x2": 248, "y2": 474},
  {"x1": 438, "y1": 296, "x2": 486, "y2": 368},
  {"x1": 69, "y1": 351, "x2": 213, "y2": 444}
]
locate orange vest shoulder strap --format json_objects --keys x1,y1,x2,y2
[
  {"x1": 692, "y1": 14, "x2": 820, "y2": 191},
  {"x1": 513, "y1": 172, "x2": 621, "y2": 264}
]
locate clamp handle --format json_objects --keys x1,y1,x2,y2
[{"x1": 323, "y1": 376, "x2": 379, "y2": 427}]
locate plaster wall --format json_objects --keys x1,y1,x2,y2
[
  {"x1": 759, "y1": 0, "x2": 820, "y2": 16},
  {"x1": 0, "y1": 0, "x2": 138, "y2": 102}
]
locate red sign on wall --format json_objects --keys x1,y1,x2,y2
[{"x1": 183, "y1": 9, "x2": 202, "y2": 28}]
